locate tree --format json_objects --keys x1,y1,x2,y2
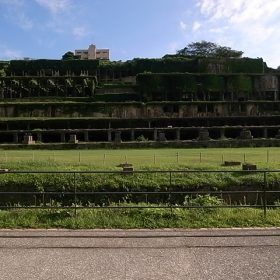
[
  {"x1": 62, "y1": 51, "x2": 79, "y2": 60},
  {"x1": 177, "y1": 41, "x2": 243, "y2": 58}
]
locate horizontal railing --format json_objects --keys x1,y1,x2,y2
[{"x1": 0, "y1": 169, "x2": 279, "y2": 216}]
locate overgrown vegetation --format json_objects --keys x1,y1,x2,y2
[
  {"x1": 8, "y1": 59, "x2": 99, "y2": 76},
  {"x1": 0, "y1": 207, "x2": 279, "y2": 229},
  {"x1": 0, "y1": 159, "x2": 279, "y2": 207},
  {"x1": 0, "y1": 148, "x2": 279, "y2": 228},
  {"x1": 4, "y1": 56, "x2": 265, "y2": 78}
]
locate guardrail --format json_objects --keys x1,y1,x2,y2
[{"x1": 0, "y1": 169, "x2": 279, "y2": 217}]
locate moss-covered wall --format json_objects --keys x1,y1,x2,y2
[
  {"x1": 0, "y1": 101, "x2": 278, "y2": 118},
  {"x1": 227, "y1": 75, "x2": 252, "y2": 92},
  {"x1": 8, "y1": 59, "x2": 99, "y2": 76},
  {"x1": 0, "y1": 76, "x2": 97, "y2": 98},
  {"x1": 5, "y1": 57, "x2": 265, "y2": 78},
  {"x1": 198, "y1": 57, "x2": 264, "y2": 73},
  {"x1": 200, "y1": 75, "x2": 225, "y2": 92}
]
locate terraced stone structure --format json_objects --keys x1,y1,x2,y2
[{"x1": 0, "y1": 57, "x2": 279, "y2": 148}]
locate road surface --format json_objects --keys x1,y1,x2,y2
[{"x1": 0, "y1": 228, "x2": 279, "y2": 279}]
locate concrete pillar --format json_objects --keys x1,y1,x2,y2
[
  {"x1": 198, "y1": 129, "x2": 210, "y2": 141},
  {"x1": 220, "y1": 128, "x2": 225, "y2": 139},
  {"x1": 84, "y1": 131, "x2": 89, "y2": 142},
  {"x1": 239, "y1": 129, "x2": 253, "y2": 139},
  {"x1": 114, "y1": 131, "x2": 122, "y2": 143},
  {"x1": 60, "y1": 132, "x2": 66, "y2": 143},
  {"x1": 275, "y1": 129, "x2": 280, "y2": 139},
  {"x1": 36, "y1": 132, "x2": 42, "y2": 142},
  {"x1": 69, "y1": 134, "x2": 78, "y2": 144},
  {"x1": 176, "y1": 129, "x2": 180, "y2": 141},
  {"x1": 130, "y1": 130, "x2": 135, "y2": 141},
  {"x1": 107, "y1": 130, "x2": 112, "y2": 142},
  {"x1": 158, "y1": 132, "x2": 167, "y2": 141},
  {"x1": 274, "y1": 91, "x2": 278, "y2": 101},
  {"x1": 23, "y1": 134, "x2": 35, "y2": 145},
  {"x1": 153, "y1": 129, "x2": 157, "y2": 141},
  {"x1": 13, "y1": 133, "x2": 18, "y2": 143},
  {"x1": 263, "y1": 128, "x2": 268, "y2": 138}
]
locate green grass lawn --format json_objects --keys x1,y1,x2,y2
[
  {"x1": 0, "y1": 147, "x2": 279, "y2": 229},
  {"x1": 0, "y1": 147, "x2": 279, "y2": 169}
]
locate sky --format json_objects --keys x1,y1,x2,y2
[{"x1": 0, "y1": 0, "x2": 279, "y2": 68}]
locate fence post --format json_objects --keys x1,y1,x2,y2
[
  {"x1": 263, "y1": 171, "x2": 267, "y2": 217},
  {"x1": 169, "y1": 171, "x2": 173, "y2": 213},
  {"x1": 266, "y1": 150, "x2": 269, "y2": 163},
  {"x1": 243, "y1": 153, "x2": 246, "y2": 163},
  {"x1": 199, "y1": 152, "x2": 202, "y2": 163},
  {"x1": 78, "y1": 152, "x2": 81, "y2": 163},
  {"x1": 176, "y1": 152, "x2": 179, "y2": 163},
  {"x1": 74, "y1": 172, "x2": 77, "y2": 217},
  {"x1": 103, "y1": 154, "x2": 106, "y2": 165},
  {"x1": 42, "y1": 192, "x2": 45, "y2": 208},
  {"x1": 153, "y1": 154, "x2": 156, "y2": 165}
]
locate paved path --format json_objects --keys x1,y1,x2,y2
[{"x1": 0, "y1": 228, "x2": 279, "y2": 280}]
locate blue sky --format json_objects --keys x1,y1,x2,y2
[{"x1": 0, "y1": 0, "x2": 279, "y2": 68}]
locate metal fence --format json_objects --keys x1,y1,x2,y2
[{"x1": 0, "y1": 169, "x2": 280, "y2": 216}]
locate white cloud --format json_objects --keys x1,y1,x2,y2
[
  {"x1": 192, "y1": 21, "x2": 201, "y2": 32},
  {"x1": 3, "y1": 49, "x2": 22, "y2": 58},
  {"x1": 72, "y1": 26, "x2": 90, "y2": 39},
  {"x1": 0, "y1": 0, "x2": 33, "y2": 30},
  {"x1": 0, "y1": 45, "x2": 22, "y2": 59},
  {"x1": 35, "y1": 0, "x2": 84, "y2": 38},
  {"x1": 167, "y1": 42, "x2": 180, "y2": 53},
  {"x1": 15, "y1": 11, "x2": 33, "y2": 30},
  {"x1": 0, "y1": 0, "x2": 22, "y2": 5},
  {"x1": 209, "y1": 27, "x2": 228, "y2": 34},
  {"x1": 179, "y1": 21, "x2": 187, "y2": 31},
  {"x1": 35, "y1": 0, "x2": 72, "y2": 13},
  {"x1": 196, "y1": 0, "x2": 280, "y2": 67}
]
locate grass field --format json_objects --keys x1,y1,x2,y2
[
  {"x1": 0, "y1": 147, "x2": 279, "y2": 229},
  {"x1": 0, "y1": 147, "x2": 279, "y2": 169}
]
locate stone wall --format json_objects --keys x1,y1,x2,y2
[{"x1": 0, "y1": 101, "x2": 279, "y2": 118}]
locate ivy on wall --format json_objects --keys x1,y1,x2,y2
[
  {"x1": 8, "y1": 59, "x2": 100, "y2": 76},
  {"x1": 5, "y1": 57, "x2": 265, "y2": 77},
  {"x1": 137, "y1": 73, "x2": 227, "y2": 101}
]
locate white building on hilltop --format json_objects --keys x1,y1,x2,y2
[{"x1": 75, "y1": 44, "x2": 109, "y2": 60}]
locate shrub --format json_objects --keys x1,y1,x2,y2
[
  {"x1": 136, "y1": 135, "x2": 149, "y2": 142},
  {"x1": 184, "y1": 194, "x2": 224, "y2": 207}
]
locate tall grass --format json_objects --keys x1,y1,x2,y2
[{"x1": 0, "y1": 207, "x2": 279, "y2": 229}]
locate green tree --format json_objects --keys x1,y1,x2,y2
[
  {"x1": 177, "y1": 41, "x2": 243, "y2": 58},
  {"x1": 62, "y1": 51, "x2": 79, "y2": 60}
]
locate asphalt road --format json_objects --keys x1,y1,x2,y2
[{"x1": 0, "y1": 228, "x2": 279, "y2": 280}]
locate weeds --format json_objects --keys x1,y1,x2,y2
[{"x1": 0, "y1": 206, "x2": 279, "y2": 229}]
